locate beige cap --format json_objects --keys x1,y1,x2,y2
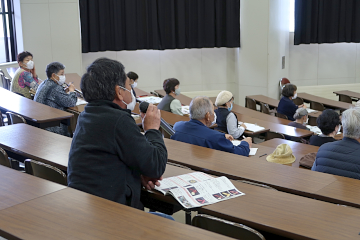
[
  {"x1": 266, "y1": 144, "x2": 296, "y2": 164},
  {"x1": 215, "y1": 91, "x2": 233, "y2": 106}
]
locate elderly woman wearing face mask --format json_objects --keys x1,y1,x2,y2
[
  {"x1": 34, "y1": 62, "x2": 77, "y2": 137},
  {"x1": 288, "y1": 108, "x2": 309, "y2": 130},
  {"x1": 157, "y1": 78, "x2": 183, "y2": 115},
  {"x1": 10, "y1": 51, "x2": 40, "y2": 99}
]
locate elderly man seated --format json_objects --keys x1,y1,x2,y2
[
  {"x1": 171, "y1": 96, "x2": 251, "y2": 156},
  {"x1": 312, "y1": 107, "x2": 360, "y2": 179}
]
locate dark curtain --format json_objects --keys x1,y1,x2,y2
[
  {"x1": 80, "y1": 0, "x2": 240, "y2": 53},
  {"x1": 294, "y1": 0, "x2": 360, "y2": 45}
]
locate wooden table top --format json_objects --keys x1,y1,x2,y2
[
  {"x1": 0, "y1": 165, "x2": 66, "y2": 211},
  {"x1": 0, "y1": 124, "x2": 71, "y2": 171},
  {"x1": 298, "y1": 92, "x2": 354, "y2": 110},
  {"x1": 234, "y1": 112, "x2": 313, "y2": 138},
  {"x1": 0, "y1": 88, "x2": 73, "y2": 124},
  {"x1": 257, "y1": 139, "x2": 319, "y2": 167},
  {"x1": 163, "y1": 165, "x2": 360, "y2": 240},
  {"x1": 154, "y1": 89, "x2": 193, "y2": 105},
  {"x1": 0, "y1": 187, "x2": 229, "y2": 240},
  {"x1": 134, "y1": 87, "x2": 152, "y2": 97},
  {"x1": 334, "y1": 90, "x2": 360, "y2": 100}
]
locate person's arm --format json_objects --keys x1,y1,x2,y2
[
  {"x1": 226, "y1": 113, "x2": 244, "y2": 139},
  {"x1": 217, "y1": 136, "x2": 250, "y2": 157},
  {"x1": 21, "y1": 71, "x2": 39, "y2": 90},
  {"x1": 54, "y1": 87, "x2": 77, "y2": 107},
  {"x1": 170, "y1": 99, "x2": 183, "y2": 116},
  {"x1": 115, "y1": 105, "x2": 167, "y2": 180}
]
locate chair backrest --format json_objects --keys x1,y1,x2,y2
[
  {"x1": 338, "y1": 95, "x2": 352, "y2": 104},
  {"x1": 246, "y1": 98, "x2": 257, "y2": 111},
  {"x1": 292, "y1": 97, "x2": 304, "y2": 105},
  {"x1": 6, "y1": 112, "x2": 26, "y2": 125},
  {"x1": 275, "y1": 112, "x2": 288, "y2": 120},
  {"x1": 66, "y1": 108, "x2": 80, "y2": 137},
  {"x1": 0, "y1": 70, "x2": 11, "y2": 90},
  {"x1": 150, "y1": 91, "x2": 160, "y2": 97},
  {"x1": 0, "y1": 147, "x2": 11, "y2": 168},
  {"x1": 259, "y1": 102, "x2": 270, "y2": 114},
  {"x1": 24, "y1": 159, "x2": 67, "y2": 185},
  {"x1": 310, "y1": 101, "x2": 325, "y2": 111},
  {"x1": 0, "y1": 114, "x2": 4, "y2": 126},
  {"x1": 192, "y1": 214, "x2": 265, "y2": 240},
  {"x1": 265, "y1": 131, "x2": 285, "y2": 141},
  {"x1": 160, "y1": 119, "x2": 175, "y2": 137}
]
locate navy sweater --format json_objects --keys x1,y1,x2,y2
[{"x1": 277, "y1": 97, "x2": 298, "y2": 121}]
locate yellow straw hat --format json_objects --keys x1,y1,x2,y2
[{"x1": 266, "y1": 144, "x2": 296, "y2": 164}]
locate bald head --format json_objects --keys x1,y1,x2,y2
[{"x1": 190, "y1": 96, "x2": 214, "y2": 121}]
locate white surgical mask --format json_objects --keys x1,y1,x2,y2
[
  {"x1": 211, "y1": 112, "x2": 217, "y2": 126},
  {"x1": 120, "y1": 86, "x2": 136, "y2": 111},
  {"x1": 305, "y1": 117, "x2": 309, "y2": 125},
  {"x1": 337, "y1": 125, "x2": 341, "y2": 133},
  {"x1": 25, "y1": 60, "x2": 34, "y2": 70},
  {"x1": 175, "y1": 88, "x2": 181, "y2": 95},
  {"x1": 57, "y1": 75, "x2": 66, "y2": 85},
  {"x1": 292, "y1": 93, "x2": 297, "y2": 99},
  {"x1": 131, "y1": 82, "x2": 137, "y2": 88}
]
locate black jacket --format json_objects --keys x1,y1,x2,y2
[{"x1": 67, "y1": 100, "x2": 167, "y2": 209}]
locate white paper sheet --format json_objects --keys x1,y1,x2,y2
[
  {"x1": 241, "y1": 122, "x2": 265, "y2": 132},
  {"x1": 181, "y1": 106, "x2": 190, "y2": 115},
  {"x1": 76, "y1": 98, "x2": 88, "y2": 106},
  {"x1": 306, "y1": 109, "x2": 318, "y2": 114},
  {"x1": 136, "y1": 96, "x2": 162, "y2": 104},
  {"x1": 249, "y1": 148, "x2": 258, "y2": 156}
]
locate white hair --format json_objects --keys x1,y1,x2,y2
[
  {"x1": 189, "y1": 96, "x2": 213, "y2": 120},
  {"x1": 342, "y1": 107, "x2": 360, "y2": 139},
  {"x1": 293, "y1": 108, "x2": 308, "y2": 120}
]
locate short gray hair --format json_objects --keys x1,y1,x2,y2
[
  {"x1": 293, "y1": 108, "x2": 308, "y2": 120},
  {"x1": 342, "y1": 107, "x2": 360, "y2": 139},
  {"x1": 46, "y1": 62, "x2": 65, "y2": 79},
  {"x1": 190, "y1": 96, "x2": 213, "y2": 120}
]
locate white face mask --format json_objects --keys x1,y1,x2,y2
[
  {"x1": 305, "y1": 117, "x2": 309, "y2": 125},
  {"x1": 57, "y1": 75, "x2": 66, "y2": 85},
  {"x1": 175, "y1": 88, "x2": 181, "y2": 95},
  {"x1": 211, "y1": 112, "x2": 217, "y2": 126},
  {"x1": 292, "y1": 93, "x2": 297, "y2": 99},
  {"x1": 25, "y1": 60, "x2": 34, "y2": 70},
  {"x1": 120, "y1": 86, "x2": 136, "y2": 111},
  {"x1": 131, "y1": 82, "x2": 137, "y2": 88}
]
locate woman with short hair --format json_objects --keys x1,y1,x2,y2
[
  {"x1": 309, "y1": 109, "x2": 340, "y2": 146},
  {"x1": 34, "y1": 62, "x2": 77, "y2": 136},
  {"x1": 10, "y1": 51, "x2": 40, "y2": 99},
  {"x1": 157, "y1": 78, "x2": 183, "y2": 115},
  {"x1": 288, "y1": 108, "x2": 308, "y2": 130},
  {"x1": 277, "y1": 83, "x2": 306, "y2": 121},
  {"x1": 127, "y1": 71, "x2": 139, "y2": 98}
]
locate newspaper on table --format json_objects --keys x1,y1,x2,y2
[
  {"x1": 136, "y1": 96, "x2": 162, "y2": 104},
  {"x1": 155, "y1": 172, "x2": 245, "y2": 209}
]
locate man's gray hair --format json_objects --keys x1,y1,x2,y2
[
  {"x1": 342, "y1": 107, "x2": 360, "y2": 139},
  {"x1": 189, "y1": 96, "x2": 213, "y2": 120},
  {"x1": 45, "y1": 62, "x2": 65, "y2": 79}
]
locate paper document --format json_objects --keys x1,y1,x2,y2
[
  {"x1": 181, "y1": 106, "x2": 190, "y2": 115},
  {"x1": 155, "y1": 172, "x2": 245, "y2": 209},
  {"x1": 249, "y1": 148, "x2": 258, "y2": 156},
  {"x1": 76, "y1": 98, "x2": 88, "y2": 106},
  {"x1": 306, "y1": 109, "x2": 318, "y2": 114},
  {"x1": 241, "y1": 122, "x2": 265, "y2": 132},
  {"x1": 136, "y1": 96, "x2": 162, "y2": 104}
]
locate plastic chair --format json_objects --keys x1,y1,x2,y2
[
  {"x1": 265, "y1": 131, "x2": 285, "y2": 141},
  {"x1": 0, "y1": 147, "x2": 11, "y2": 168},
  {"x1": 24, "y1": 159, "x2": 67, "y2": 186},
  {"x1": 192, "y1": 214, "x2": 265, "y2": 240},
  {"x1": 338, "y1": 95, "x2": 352, "y2": 104},
  {"x1": 292, "y1": 97, "x2": 304, "y2": 105},
  {"x1": 0, "y1": 114, "x2": 4, "y2": 126},
  {"x1": 0, "y1": 69, "x2": 11, "y2": 90},
  {"x1": 6, "y1": 112, "x2": 26, "y2": 125},
  {"x1": 259, "y1": 102, "x2": 270, "y2": 115},
  {"x1": 310, "y1": 102, "x2": 325, "y2": 111},
  {"x1": 246, "y1": 98, "x2": 257, "y2": 111},
  {"x1": 275, "y1": 112, "x2": 288, "y2": 120}
]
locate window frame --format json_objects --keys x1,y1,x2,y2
[{"x1": 0, "y1": 0, "x2": 17, "y2": 62}]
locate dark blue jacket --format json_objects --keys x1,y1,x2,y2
[
  {"x1": 277, "y1": 97, "x2": 298, "y2": 121},
  {"x1": 214, "y1": 108, "x2": 231, "y2": 133},
  {"x1": 311, "y1": 137, "x2": 360, "y2": 180},
  {"x1": 171, "y1": 119, "x2": 250, "y2": 156}
]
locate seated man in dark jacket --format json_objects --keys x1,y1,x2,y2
[
  {"x1": 171, "y1": 96, "x2": 251, "y2": 156},
  {"x1": 67, "y1": 58, "x2": 168, "y2": 210},
  {"x1": 312, "y1": 107, "x2": 360, "y2": 180}
]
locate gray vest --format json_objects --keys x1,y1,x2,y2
[{"x1": 157, "y1": 94, "x2": 175, "y2": 112}]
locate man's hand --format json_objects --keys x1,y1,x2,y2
[
  {"x1": 141, "y1": 104, "x2": 161, "y2": 131},
  {"x1": 141, "y1": 175, "x2": 163, "y2": 190},
  {"x1": 225, "y1": 134, "x2": 234, "y2": 141},
  {"x1": 242, "y1": 137, "x2": 252, "y2": 148},
  {"x1": 240, "y1": 123, "x2": 246, "y2": 129}
]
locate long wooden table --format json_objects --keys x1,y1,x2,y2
[
  {"x1": 163, "y1": 165, "x2": 360, "y2": 240},
  {"x1": 0, "y1": 87, "x2": 73, "y2": 128},
  {"x1": 334, "y1": 90, "x2": 360, "y2": 102},
  {"x1": 0, "y1": 165, "x2": 228, "y2": 240},
  {"x1": 154, "y1": 89, "x2": 192, "y2": 105},
  {"x1": 298, "y1": 92, "x2": 354, "y2": 110}
]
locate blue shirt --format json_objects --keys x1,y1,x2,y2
[
  {"x1": 277, "y1": 97, "x2": 298, "y2": 121},
  {"x1": 171, "y1": 119, "x2": 250, "y2": 156}
]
